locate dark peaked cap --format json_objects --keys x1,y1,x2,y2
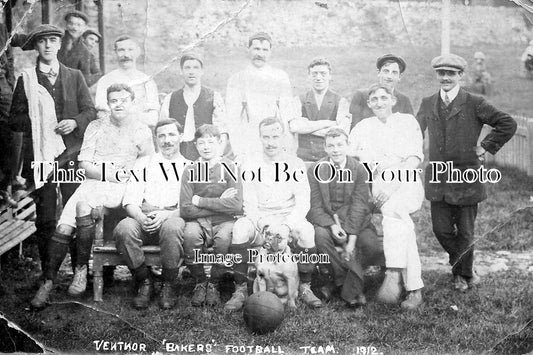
[
  {"x1": 21, "y1": 24, "x2": 64, "y2": 50},
  {"x1": 376, "y1": 54, "x2": 407, "y2": 73},
  {"x1": 64, "y1": 10, "x2": 89, "y2": 23}
]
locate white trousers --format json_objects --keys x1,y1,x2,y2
[{"x1": 375, "y1": 179, "x2": 424, "y2": 291}]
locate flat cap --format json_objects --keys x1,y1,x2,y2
[
  {"x1": 22, "y1": 24, "x2": 64, "y2": 51},
  {"x1": 376, "y1": 54, "x2": 406, "y2": 73},
  {"x1": 431, "y1": 53, "x2": 467, "y2": 72},
  {"x1": 248, "y1": 31, "x2": 272, "y2": 46},
  {"x1": 180, "y1": 51, "x2": 204, "y2": 67},
  {"x1": 82, "y1": 28, "x2": 102, "y2": 39},
  {"x1": 64, "y1": 10, "x2": 89, "y2": 23}
]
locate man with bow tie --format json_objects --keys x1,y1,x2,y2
[
  {"x1": 9, "y1": 24, "x2": 95, "y2": 282},
  {"x1": 416, "y1": 54, "x2": 516, "y2": 293}
]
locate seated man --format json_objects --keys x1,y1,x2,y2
[
  {"x1": 225, "y1": 117, "x2": 322, "y2": 311},
  {"x1": 289, "y1": 57, "x2": 350, "y2": 162},
  {"x1": 180, "y1": 124, "x2": 243, "y2": 307},
  {"x1": 350, "y1": 84, "x2": 425, "y2": 310},
  {"x1": 115, "y1": 119, "x2": 191, "y2": 310},
  {"x1": 159, "y1": 52, "x2": 230, "y2": 160},
  {"x1": 31, "y1": 83, "x2": 154, "y2": 309},
  {"x1": 308, "y1": 128, "x2": 384, "y2": 307}
]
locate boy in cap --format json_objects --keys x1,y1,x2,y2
[
  {"x1": 348, "y1": 54, "x2": 413, "y2": 130},
  {"x1": 416, "y1": 53, "x2": 516, "y2": 292},
  {"x1": 225, "y1": 32, "x2": 294, "y2": 159},
  {"x1": 9, "y1": 24, "x2": 96, "y2": 284},
  {"x1": 159, "y1": 52, "x2": 229, "y2": 160},
  {"x1": 289, "y1": 57, "x2": 351, "y2": 162}
]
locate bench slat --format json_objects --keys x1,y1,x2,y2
[
  {"x1": 0, "y1": 220, "x2": 25, "y2": 237},
  {"x1": 0, "y1": 222, "x2": 36, "y2": 255},
  {"x1": 14, "y1": 204, "x2": 36, "y2": 220}
]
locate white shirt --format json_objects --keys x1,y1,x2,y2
[
  {"x1": 159, "y1": 86, "x2": 228, "y2": 141},
  {"x1": 38, "y1": 61, "x2": 60, "y2": 85},
  {"x1": 122, "y1": 152, "x2": 191, "y2": 209},
  {"x1": 241, "y1": 153, "x2": 309, "y2": 230},
  {"x1": 349, "y1": 112, "x2": 424, "y2": 168},
  {"x1": 95, "y1": 68, "x2": 159, "y2": 129},
  {"x1": 314, "y1": 90, "x2": 326, "y2": 109},
  {"x1": 440, "y1": 84, "x2": 460, "y2": 104},
  {"x1": 226, "y1": 64, "x2": 293, "y2": 158}
]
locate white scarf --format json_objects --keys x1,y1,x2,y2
[{"x1": 21, "y1": 68, "x2": 66, "y2": 189}]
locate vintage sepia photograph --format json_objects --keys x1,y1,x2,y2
[{"x1": 0, "y1": 0, "x2": 532, "y2": 354}]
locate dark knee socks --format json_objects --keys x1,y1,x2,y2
[
  {"x1": 294, "y1": 245, "x2": 317, "y2": 284},
  {"x1": 229, "y1": 242, "x2": 250, "y2": 284},
  {"x1": 75, "y1": 214, "x2": 95, "y2": 266},
  {"x1": 45, "y1": 232, "x2": 73, "y2": 281}
]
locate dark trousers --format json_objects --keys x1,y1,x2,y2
[
  {"x1": 32, "y1": 179, "x2": 79, "y2": 270},
  {"x1": 431, "y1": 200, "x2": 478, "y2": 278},
  {"x1": 114, "y1": 212, "x2": 185, "y2": 271},
  {"x1": 314, "y1": 224, "x2": 385, "y2": 302}
]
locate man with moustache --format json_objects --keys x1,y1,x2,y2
[
  {"x1": 30, "y1": 84, "x2": 153, "y2": 308},
  {"x1": 225, "y1": 117, "x2": 323, "y2": 311},
  {"x1": 95, "y1": 35, "x2": 159, "y2": 129},
  {"x1": 225, "y1": 32, "x2": 293, "y2": 159},
  {"x1": 308, "y1": 128, "x2": 384, "y2": 306},
  {"x1": 180, "y1": 124, "x2": 243, "y2": 307},
  {"x1": 9, "y1": 24, "x2": 95, "y2": 284},
  {"x1": 114, "y1": 119, "x2": 191, "y2": 310},
  {"x1": 160, "y1": 52, "x2": 229, "y2": 160},
  {"x1": 348, "y1": 54, "x2": 413, "y2": 130},
  {"x1": 289, "y1": 57, "x2": 351, "y2": 162},
  {"x1": 417, "y1": 54, "x2": 516, "y2": 293}
]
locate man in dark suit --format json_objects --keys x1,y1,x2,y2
[
  {"x1": 416, "y1": 53, "x2": 516, "y2": 292},
  {"x1": 9, "y1": 24, "x2": 95, "y2": 294},
  {"x1": 307, "y1": 127, "x2": 384, "y2": 306},
  {"x1": 348, "y1": 54, "x2": 413, "y2": 130},
  {"x1": 289, "y1": 57, "x2": 350, "y2": 162}
]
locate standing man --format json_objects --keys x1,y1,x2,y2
[
  {"x1": 115, "y1": 119, "x2": 190, "y2": 310},
  {"x1": 225, "y1": 32, "x2": 294, "y2": 159},
  {"x1": 11, "y1": 11, "x2": 101, "y2": 87},
  {"x1": 308, "y1": 128, "x2": 384, "y2": 307},
  {"x1": 289, "y1": 57, "x2": 351, "y2": 162},
  {"x1": 225, "y1": 117, "x2": 322, "y2": 311},
  {"x1": 417, "y1": 54, "x2": 516, "y2": 292},
  {"x1": 180, "y1": 124, "x2": 243, "y2": 307},
  {"x1": 349, "y1": 54, "x2": 413, "y2": 130},
  {"x1": 95, "y1": 35, "x2": 159, "y2": 129},
  {"x1": 9, "y1": 24, "x2": 95, "y2": 280},
  {"x1": 159, "y1": 53, "x2": 229, "y2": 160}
]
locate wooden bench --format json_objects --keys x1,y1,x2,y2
[
  {"x1": 90, "y1": 206, "x2": 168, "y2": 302},
  {"x1": 0, "y1": 192, "x2": 36, "y2": 270}
]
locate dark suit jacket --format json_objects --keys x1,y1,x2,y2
[
  {"x1": 57, "y1": 33, "x2": 101, "y2": 87},
  {"x1": 349, "y1": 88, "x2": 413, "y2": 130},
  {"x1": 9, "y1": 63, "x2": 96, "y2": 172},
  {"x1": 416, "y1": 88, "x2": 517, "y2": 205},
  {"x1": 307, "y1": 156, "x2": 371, "y2": 235}
]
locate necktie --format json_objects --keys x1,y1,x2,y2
[{"x1": 444, "y1": 92, "x2": 451, "y2": 107}]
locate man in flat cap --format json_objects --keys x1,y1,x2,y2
[
  {"x1": 12, "y1": 11, "x2": 101, "y2": 87},
  {"x1": 225, "y1": 32, "x2": 294, "y2": 159},
  {"x1": 80, "y1": 28, "x2": 103, "y2": 89},
  {"x1": 9, "y1": 24, "x2": 96, "y2": 282},
  {"x1": 95, "y1": 35, "x2": 159, "y2": 130},
  {"x1": 416, "y1": 53, "x2": 516, "y2": 292},
  {"x1": 159, "y1": 52, "x2": 230, "y2": 160},
  {"x1": 289, "y1": 57, "x2": 351, "y2": 162},
  {"x1": 348, "y1": 54, "x2": 413, "y2": 130}
]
